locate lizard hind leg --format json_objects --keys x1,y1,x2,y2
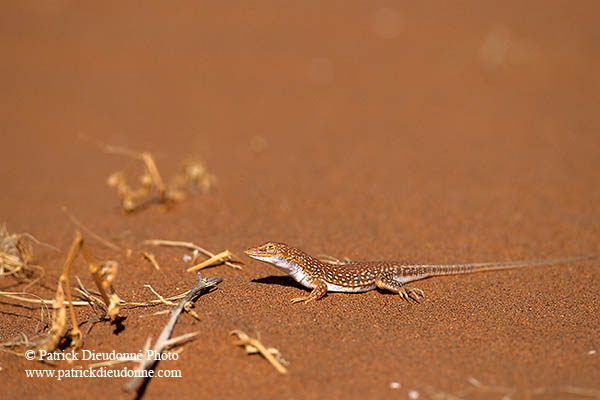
[
  {"x1": 290, "y1": 280, "x2": 328, "y2": 304},
  {"x1": 375, "y1": 273, "x2": 424, "y2": 301}
]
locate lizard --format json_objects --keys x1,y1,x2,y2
[{"x1": 244, "y1": 242, "x2": 594, "y2": 303}]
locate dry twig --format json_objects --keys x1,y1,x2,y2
[
  {"x1": 142, "y1": 284, "x2": 203, "y2": 320},
  {"x1": 103, "y1": 144, "x2": 216, "y2": 213},
  {"x1": 0, "y1": 291, "x2": 90, "y2": 307},
  {"x1": 530, "y1": 385, "x2": 600, "y2": 398},
  {"x1": 62, "y1": 208, "x2": 123, "y2": 252},
  {"x1": 144, "y1": 239, "x2": 243, "y2": 270},
  {"x1": 170, "y1": 157, "x2": 216, "y2": 194},
  {"x1": 123, "y1": 273, "x2": 222, "y2": 394},
  {"x1": 0, "y1": 224, "x2": 50, "y2": 287},
  {"x1": 187, "y1": 250, "x2": 242, "y2": 272},
  {"x1": 142, "y1": 252, "x2": 161, "y2": 270},
  {"x1": 38, "y1": 231, "x2": 122, "y2": 352},
  {"x1": 230, "y1": 330, "x2": 288, "y2": 374},
  {"x1": 420, "y1": 377, "x2": 600, "y2": 400}
]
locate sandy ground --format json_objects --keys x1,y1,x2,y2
[{"x1": 1, "y1": 1, "x2": 599, "y2": 399}]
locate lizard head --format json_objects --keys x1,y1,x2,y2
[
  {"x1": 244, "y1": 242, "x2": 292, "y2": 265},
  {"x1": 245, "y1": 242, "x2": 314, "y2": 274}
]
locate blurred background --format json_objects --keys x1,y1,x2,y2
[{"x1": 2, "y1": 1, "x2": 598, "y2": 259}]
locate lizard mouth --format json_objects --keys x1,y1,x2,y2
[
  {"x1": 244, "y1": 247, "x2": 282, "y2": 260},
  {"x1": 244, "y1": 248, "x2": 269, "y2": 258},
  {"x1": 243, "y1": 248, "x2": 259, "y2": 256}
]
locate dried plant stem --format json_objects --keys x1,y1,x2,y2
[
  {"x1": 187, "y1": 250, "x2": 241, "y2": 272},
  {"x1": 531, "y1": 385, "x2": 600, "y2": 398},
  {"x1": 56, "y1": 233, "x2": 85, "y2": 348},
  {"x1": 85, "y1": 135, "x2": 216, "y2": 212},
  {"x1": 0, "y1": 290, "x2": 184, "y2": 308},
  {"x1": 123, "y1": 273, "x2": 222, "y2": 394},
  {"x1": 143, "y1": 284, "x2": 175, "y2": 306},
  {"x1": 38, "y1": 231, "x2": 122, "y2": 352},
  {"x1": 144, "y1": 239, "x2": 242, "y2": 270},
  {"x1": 79, "y1": 133, "x2": 139, "y2": 159},
  {"x1": 0, "y1": 224, "x2": 48, "y2": 286},
  {"x1": 144, "y1": 239, "x2": 219, "y2": 259},
  {"x1": 230, "y1": 330, "x2": 288, "y2": 374},
  {"x1": 140, "y1": 152, "x2": 166, "y2": 197},
  {"x1": 62, "y1": 208, "x2": 122, "y2": 252},
  {"x1": 0, "y1": 291, "x2": 90, "y2": 306},
  {"x1": 141, "y1": 252, "x2": 161, "y2": 270}
]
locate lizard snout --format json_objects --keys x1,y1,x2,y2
[{"x1": 244, "y1": 247, "x2": 259, "y2": 256}]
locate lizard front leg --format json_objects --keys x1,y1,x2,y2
[
  {"x1": 375, "y1": 273, "x2": 424, "y2": 301},
  {"x1": 291, "y1": 280, "x2": 328, "y2": 304}
]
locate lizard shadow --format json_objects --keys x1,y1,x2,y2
[{"x1": 251, "y1": 275, "x2": 306, "y2": 290}]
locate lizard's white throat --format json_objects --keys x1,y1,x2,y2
[
  {"x1": 249, "y1": 255, "x2": 314, "y2": 288},
  {"x1": 249, "y1": 255, "x2": 296, "y2": 271}
]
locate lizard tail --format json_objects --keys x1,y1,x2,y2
[{"x1": 402, "y1": 255, "x2": 595, "y2": 277}]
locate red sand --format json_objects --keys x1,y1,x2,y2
[{"x1": 1, "y1": 2, "x2": 599, "y2": 399}]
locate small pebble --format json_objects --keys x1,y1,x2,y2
[
  {"x1": 183, "y1": 254, "x2": 192, "y2": 262},
  {"x1": 467, "y1": 376, "x2": 481, "y2": 386},
  {"x1": 408, "y1": 389, "x2": 420, "y2": 399},
  {"x1": 588, "y1": 350, "x2": 596, "y2": 355},
  {"x1": 389, "y1": 382, "x2": 401, "y2": 389}
]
